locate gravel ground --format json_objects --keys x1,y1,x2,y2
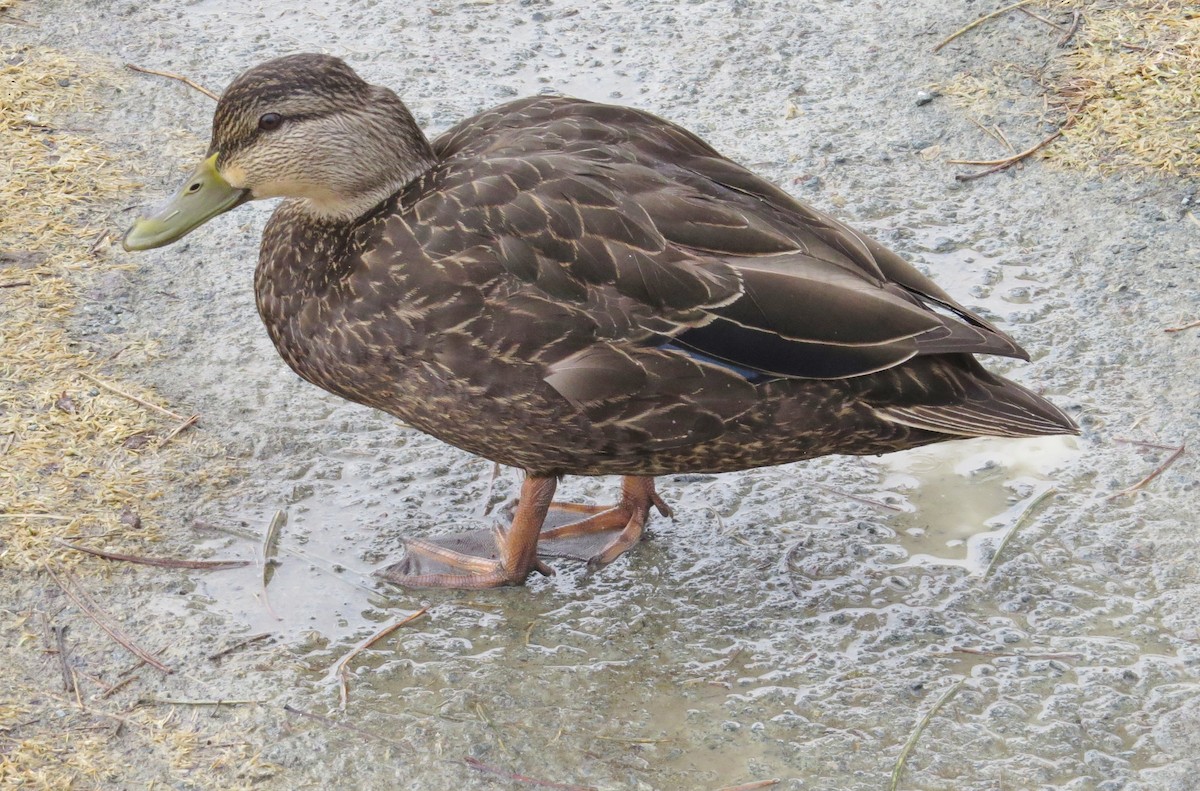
[{"x1": 8, "y1": 1, "x2": 1200, "y2": 789}]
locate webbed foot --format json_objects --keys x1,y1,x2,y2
[
  {"x1": 537, "y1": 476, "x2": 672, "y2": 568},
  {"x1": 377, "y1": 476, "x2": 557, "y2": 589}
]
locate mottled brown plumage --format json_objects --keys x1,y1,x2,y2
[{"x1": 125, "y1": 54, "x2": 1077, "y2": 589}]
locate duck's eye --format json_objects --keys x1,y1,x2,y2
[{"x1": 258, "y1": 112, "x2": 283, "y2": 131}]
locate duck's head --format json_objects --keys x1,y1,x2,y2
[{"x1": 123, "y1": 54, "x2": 434, "y2": 251}]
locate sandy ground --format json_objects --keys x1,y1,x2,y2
[{"x1": 4, "y1": 1, "x2": 1200, "y2": 789}]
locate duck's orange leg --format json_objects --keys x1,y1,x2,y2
[
  {"x1": 539, "y1": 476, "x2": 672, "y2": 567},
  {"x1": 378, "y1": 474, "x2": 557, "y2": 589}
]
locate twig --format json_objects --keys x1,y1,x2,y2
[
  {"x1": 156, "y1": 413, "x2": 200, "y2": 449},
  {"x1": 0, "y1": 8, "x2": 34, "y2": 26},
  {"x1": 52, "y1": 625, "x2": 73, "y2": 691},
  {"x1": 982, "y1": 487, "x2": 1056, "y2": 580},
  {"x1": 59, "y1": 539, "x2": 251, "y2": 570},
  {"x1": 80, "y1": 373, "x2": 186, "y2": 421},
  {"x1": 88, "y1": 230, "x2": 110, "y2": 254},
  {"x1": 716, "y1": 782, "x2": 781, "y2": 791},
  {"x1": 463, "y1": 757, "x2": 597, "y2": 791},
  {"x1": 138, "y1": 698, "x2": 263, "y2": 706},
  {"x1": 99, "y1": 675, "x2": 135, "y2": 700},
  {"x1": 1017, "y1": 6, "x2": 1066, "y2": 31},
  {"x1": 1113, "y1": 437, "x2": 1182, "y2": 451},
  {"x1": 1107, "y1": 443, "x2": 1186, "y2": 500},
  {"x1": 1057, "y1": 10, "x2": 1081, "y2": 47},
  {"x1": 933, "y1": 0, "x2": 1038, "y2": 52},
  {"x1": 102, "y1": 344, "x2": 130, "y2": 363},
  {"x1": 124, "y1": 63, "x2": 219, "y2": 101},
  {"x1": 0, "y1": 280, "x2": 32, "y2": 288},
  {"x1": 74, "y1": 668, "x2": 118, "y2": 697},
  {"x1": 208, "y1": 632, "x2": 272, "y2": 662},
  {"x1": 44, "y1": 564, "x2": 172, "y2": 674},
  {"x1": 953, "y1": 128, "x2": 1064, "y2": 180},
  {"x1": 890, "y1": 678, "x2": 967, "y2": 790},
  {"x1": 1164, "y1": 319, "x2": 1200, "y2": 334},
  {"x1": 935, "y1": 646, "x2": 1081, "y2": 660},
  {"x1": 330, "y1": 607, "x2": 429, "y2": 709},
  {"x1": 283, "y1": 704, "x2": 411, "y2": 751},
  {"x1": 814, "y1": 483, "x2": 905, "y2": 512}
]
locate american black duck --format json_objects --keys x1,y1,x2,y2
[{"x1": 124, "y1": 54, "x2": 1077, "y2": 589}]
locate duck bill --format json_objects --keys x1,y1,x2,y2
[{"x1": 122, "y1": 153, "x2": 250, "y2": 251}]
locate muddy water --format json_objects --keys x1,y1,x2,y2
[{"x1": 11, "y1": 0, "x2": 1200, "y2": 787}]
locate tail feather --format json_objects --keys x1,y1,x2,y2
[{"x1": 875, "y1": 369, "x2": 1077, "y2": 439}]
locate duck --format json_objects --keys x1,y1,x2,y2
[{"x1": 123, "y1": 53, "x2": 1077, "y2": 589}]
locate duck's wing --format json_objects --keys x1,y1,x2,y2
[
  {"x1": 425, "y1": 97, "x2": 1025, "y2": 382},
  {"x1": 394, "y1": 98, "x2": 1076, "y2": 447}
]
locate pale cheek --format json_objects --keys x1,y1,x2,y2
[
  {"x1": 220, "y1": 163, "x2": 248, "y2": 189},
  {"x1": 250, "y1": 178, "x2": 342, "y2": 204}
]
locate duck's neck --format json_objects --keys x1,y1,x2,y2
[
  {"x1": 297, "y1": 170, "x2": 426, "y2": 222},
  {"x1": 294, "y1": 86, "x2": 437, "y2": 223}
]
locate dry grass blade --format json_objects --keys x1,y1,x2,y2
[
  {"x1": 933, "y1": 0, "x2": 1037, "y2": 52},
  {"x1": 889, "y1": 677, "x2": 967, "y2": 790},
  {"x1": 0, "y1": 513, "x2": 75, "y2": 520},
  {"x1": 1050, "y1": 5, "x2": 1200, "y2": 177},
  {"x1": 207, "y1": 632, "x2": 273, "y2": 661},
  {"x1": 124, "y1": 63, "x2": 218, "y2": 100},
  {"x1": 982, "y1": 486, "x2": 1057, "y2": 580},
  {"x1": 463, "y1": 757, "x2": 597, "y2": 791},
  {"x1": 258, "y1": 510, "x2": 286, "y2": 620},
  {"x1": 1, "y1": 279, "x2": 32, "y2": 287},
  {"x1": 261, "y1": 509, "x2": 285, "y2": 567},
  {"x1": 59, "y1": 539, "x2": 251, "y2": 570},
  {"x1": 331, "y1": 607, "x2": 430, "y2": 708},
  {"x1": 592, "y1": 733, "x2": 672, "y2": 744},
  {"x1": 45, "y1": 564, "x2": 172, "y2": 674},
  {"x1": 80, "y1": 373, "x2": 187, "y2": 421},
  {"x1": 156, "y1": 413, "x2": 200, "y2": 448},
  {"x1": 1107, "y1": 443, "x2": 1186, "y2": 500}
]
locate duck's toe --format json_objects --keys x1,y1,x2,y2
[{"x1": 377, "y1": 532, "x2": 555, "y2": 589}]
